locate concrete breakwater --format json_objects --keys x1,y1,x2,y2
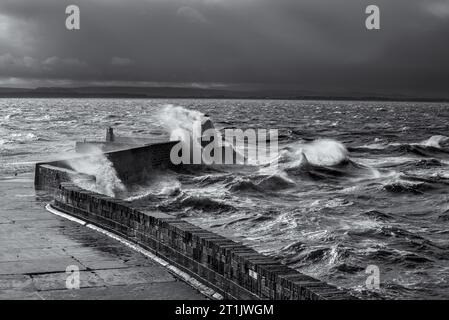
[
  {"x1": 34, "y1": 139, "x2": 355, "y2": 300},
  {"x1": 35, "y1": 141, "x2": 178, "y2": 189}
]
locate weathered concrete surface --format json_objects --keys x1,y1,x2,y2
[{"x1": 0, "y1": 175, "x2": 206, "y2": 300}]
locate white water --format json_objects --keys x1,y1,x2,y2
[
  {"x1": 421, "y1": 135, "x2": 449, "y2": 148},
  {"x1": 282, "y1": 139, "x2": 348, "y2": 168},
  {"x1": 65, "y1": 147, "x2": 126, "y2": 197}
]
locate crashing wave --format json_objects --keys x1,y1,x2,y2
[
  {"x1": 65, "y1": 147, "x2": 126, "y2": 198},
  {"x1": 421, "y1": 135, "x2": 449, "y2": 148},
  {"x1": 271, "y1": 139, "x2": 349, "y2": 172},
  {"x1": 156, "y1": 104, "x2": 205, "y2": 144},
  {"x1": 284, "y1": 139, "x2": 349, "y2": 167},
  {"x1": 125, "y1": 179, "x2": 182, "y2": 202}
]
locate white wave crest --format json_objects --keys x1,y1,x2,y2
[
  {"x1": 125, "y1": 177, "x2": 182, "y2": 201},
  {"x1": 285, "y1": 139, "x2": 348, "y2": 167},
  {"x1": 421, "y1": 135, "x2": 449, "y2": 148}
]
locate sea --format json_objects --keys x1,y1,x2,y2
[{"x1": 1, "y1": 98, "x2": 449, "y2": 299}]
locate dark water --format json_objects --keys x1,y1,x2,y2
[{"x1": 2, "y1": 98, "x2": 449, "y2": 299}]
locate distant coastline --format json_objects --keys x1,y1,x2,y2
[{"x1": 1, "y1": 86, "x2": 448, "y2": 103}]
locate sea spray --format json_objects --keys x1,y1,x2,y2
[
  {"x1": 155, "y1": 105, "x2": 278, "y2": 166},
  {"x1": 277, "y1": 139, "x2": 348, "y2": 169},
  {"x1": 156, "y1": 104, "x2": 204, "y2": 143},
  {"x1": 156, "y1": 105, "x2": 205, "y2": 164},
  {"x1": 299, "y1": 139, "x2": 348, "y2": 166},
  {"x1": 65, "y1": 147, "x2": 126, "y2": 197}
]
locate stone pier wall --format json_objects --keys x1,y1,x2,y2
[
  {"x1": 102, "y1": 141, "x2": 178, "y2": 184},
  {"x1": 34, "y1": 164, "x2": 94, "y2": 191},
  {"x1": 52, "y1": 182, "x2": 354, "y2": 300},
  {"x1": 35, "y1": 141, "x2": 179, "y2": 190}
]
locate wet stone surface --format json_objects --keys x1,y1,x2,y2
[{"x1": 0, "y1": 175, "x2": 206, "y2": 300}]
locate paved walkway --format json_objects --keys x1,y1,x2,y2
[{"x1": 0, "y1": 175, "x2": 206, "y2": 300}]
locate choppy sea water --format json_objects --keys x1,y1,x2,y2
[{"x1": 1, "y1": 98, "x2": 449, "y2": 299}]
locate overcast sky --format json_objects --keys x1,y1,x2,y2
[{"x1": 0, "y1": 0, "x2": 448, "y2": 97}]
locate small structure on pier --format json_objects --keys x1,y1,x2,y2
[{"x1": 76, "y1": 127, "x2": 172, "y2": 153}]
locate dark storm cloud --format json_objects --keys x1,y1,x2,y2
[{"x1": 0, "y1": 0, "x2": 448, "y2": 97}]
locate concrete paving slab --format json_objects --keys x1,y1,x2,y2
[
  {"x1": 0, "y1": 290, "x2": 43, "y2": 300},
  {"x1": 19, "y1": 219, "x2": 72, "y2": 229},
  {"x1": 79, "y1": 259, "x2": 131, "y2": 270},
  {"x1": 0, "y1": 247, "x2": 68, "y2": 262},
  {"x1": 0, "y1": 217, "x2": 12, "y2": 224},
  {"x1": 0, "y1": 275, "x2": 34, "y2": 291},
  {"x1": 32, "y1": 271, "x2": 106, "y2": 291},
  {"x1": 0, "y1": 258, "x2": 87, "y2": 275},
  {"x1": 94, "y1": 267, "x2": 175, "y2": 286},
  {"x1": 40, "y1": 282, "x2": 207, "y2": 300}
]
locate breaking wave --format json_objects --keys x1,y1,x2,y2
[
  {"x1": 350, "y1": 135, "x2": 449, "y2": 157},
  {"x1": 156, "y1": 104, "x2": 205, "y2": 146},
  {"x1": 125, "y1": 176, "x2": 182, "y2": 201},
  {"x1": 280, "y1": 139, "x2": 348, "y2": 167},
  {"x1": 227, "y1": 173, "x2": 296, "y2": 193},
  {"x1": 65, "y1": 147, "x2": 126, "y2": 197},
  {"x1": 422, "y1": 135, "x2": 449, "y2": 148},
  {"x1": 159, "y1": 193, "x2": 236, "y2": 215}
]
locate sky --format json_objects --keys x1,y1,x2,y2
[{"x1": 0, "y1": 0, "x2": 448, "y2": 98}]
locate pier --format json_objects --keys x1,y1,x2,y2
[
  {"x1": 0, "y1": 177, "x2": 205, "y2": 299},
  {"x1": 30, "y1": 129, "x2": 355, "y2": 300}
]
